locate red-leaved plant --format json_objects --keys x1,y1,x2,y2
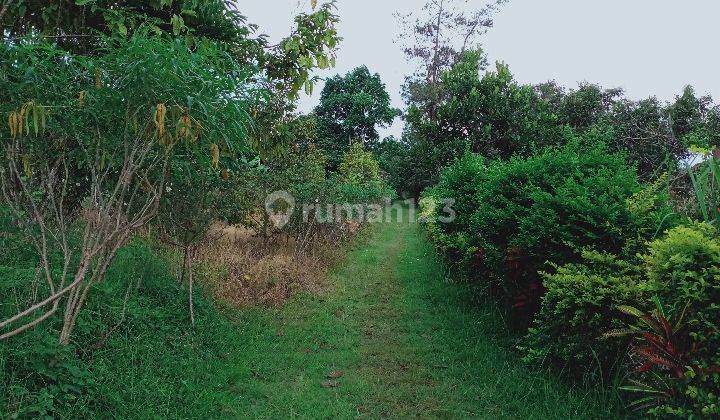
[{"x1": 608, "y1": 298, "x2": 719, "y2": 412}]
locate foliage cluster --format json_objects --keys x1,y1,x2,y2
[
  {"x1": 411, "y1": 54, "x2": 720, "y2": 413},
  {"x1": 425, "y1": 140, "x2": 674, "y2": 294},
  {"x1": 420, "y1": 111, "x2": 717, "y2": 418},
  {"x1": 421, "y1": 141, "x2": 720, "y2": 417},
  {"x1": 314, "y1": 66, "x2": 400, "y2": 169},
  {"x1": 522, "y1": 223, "x2": 720, "y2": 417},
  {"x1": 0, "y1": 0, "x2": 389, "y2": 345},
  {"x1": 383, "y1": 51, "x2": 720, "y2": 198}
]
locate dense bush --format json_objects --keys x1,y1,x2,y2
[
  {"x1": 520, "y1": 251, "x2": 649, "y2": 379},
  {"x1": 430, "y1": 141, "x2": 674, "y2": 313},
  {"x1": 519, "y1": 223, "x2": 720, "y2": 417},
  {"x1": 475, "y1": 142, "x2": 668, "y2": 302},
  {"x1": 427, "y1": 152, "x2": 485, "y2": 234},
  {"x1": 332, "y1": 143, "x2": 395, "y2": 205},
  {"x1": 637, "y1": 223, "x2": 720, "y2": 417},
  {"x1": 518, "y1": 175, "x2": 681, "y2": 375},
  {"x1": 421, "y1": 153, "x2": 485, "y2": 271}
]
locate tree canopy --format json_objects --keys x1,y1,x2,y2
[{"x1": 315, "y1": 66, "x2": 399, "y2": 167}]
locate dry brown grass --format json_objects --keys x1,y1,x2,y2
[{"x1": 195, "y1": 223, "x2": 355, "y2": 307}]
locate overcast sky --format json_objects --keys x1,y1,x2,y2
[{"x1": 241, "y1": 0, "x2": 720, "y2": 138}]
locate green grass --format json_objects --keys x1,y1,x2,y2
[{"x1": 1, "y1": 215, "x2": 623, "y2": 418}]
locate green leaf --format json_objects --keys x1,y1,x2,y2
[
  {"x1": 32, "y1": 104, "x2": 39, "y2": 135},
  {"x1": 171, "y1": 14, "x2": 185, "y2": 36},
  {"x1": 117, "y1": 23, "x2": 128, "y2": 37}
]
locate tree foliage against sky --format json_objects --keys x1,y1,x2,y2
[
  {"x1": 384, "y1": 46, "x2": 720, "y2": 198},
  {"x1": 315, "y1": 66, "x2": 399, "y2": 168},
  {"x1": 1, "y1": 0, "x2": 340, "y2": 101},
  {"x1": 0, "y1": 0, "x2": 344, "y2": 343},
  {"x1": 398, "y1": 0, "x2": 506, "y2": 118}
]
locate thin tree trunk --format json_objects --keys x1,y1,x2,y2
[
  {"x1": 58, "y1": 263, "x2": 90, "y2": 345},
  {"x1": 179, "y1": 245, "x2": 190, "y2": 284},
  {"x1": 430, "y1": 0, "x2": 444, "y2": 84},
  {"x1": 188, "y1": 250, "x2": 195, "y2": 325}
]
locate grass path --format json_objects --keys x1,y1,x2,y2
[
  {"x1": 215, "y1": 219, "x2": 620, "y2": 419},
  {"x1": 2, "y1": 216, "x2": 621, "y2": 418}
]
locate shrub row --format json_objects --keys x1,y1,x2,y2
[{"x1": 421, "y1": 141, "x2": 719, "y2": 417}]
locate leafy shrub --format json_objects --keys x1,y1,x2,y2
[
  {"x1": 0, "y1": 335, "x2": 94, "y2": 418},
  {"x1": 467, "y1": 142, "x2": 671, "y2": 309},
  {"x1": 422, "y1": 141, "x2": 675, "y2": 325},
  {"x1": 420, "y1": 153, "x2": 486, "y2": 270},
  {"x1": 636, "y1": 223, "x2": 720, "y2": 417},
  {"x1": 521, "y1": 250, "x2": 649, "y2": 378},
  {"x1": 284, "y1": 148, "x2": 329, "y2": 205},
  {"x1": 276, "y1": 148, "x2": 332, "y2": 232},
  {"x1": 426, "y1": 152, "x2": 485, "y2": 235},
  {"x1": 520, "y1": 185, "x2": 686, "y2": 379},
  {"x1": 613, "y1": 299, "x2": 718, "y2": 417},
  {"x1": 333, "y1": 143, "x2": 394, "y2": 205},
  {"x1": 523, "y1": 223, "x2": 720, "y2": 417}
]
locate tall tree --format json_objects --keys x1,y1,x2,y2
[
  {"x1": 2, "y1": 0, "x2": 340, "y2": 101},
  {"x1": 0, "y1": 1, "x2": 341, "y2": 342},
  {"x1": 667, "y1": 85, "x2": 719, "y2": 151},
  {"x1": 315, "y1": 66, "x2": 399, "y2": 168},
  {"x1": 403, "y1": 51, "x2": 562, "y2": 187},
  {"x1": 398, "y1": 0, "x2": 506, "y2": 116}
]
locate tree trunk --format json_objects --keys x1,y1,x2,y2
[
  {"x1": 179, "y1": 245, "x2": 190, "y2": 285},
  {"x1": 188, "y1": 250, "x2": 195, "y2": 325},
  {"x1": 58, "y1": 263, "x2": 90, "y2": 345}
]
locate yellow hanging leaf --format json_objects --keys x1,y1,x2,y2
[
  {"x1": 23, "y1": 106, "x2": 30, "y2": 135},
  {"x1": 311, "y1": 0, "x2": 317, "y2": 10},
  {"x1": 155, "y1": 104, "x2": 167, "y2": 139},
  {"x1": 21, "y1": 154, "x2": 31, "y2": 177},
  {"x1": 16, "y1": 107, "x2": 25, "y2": 136},
  {"x1": 177, "y1": 114, "x2": 192, "y2": 140},
  {"x1": 78, "y1": 91, "x2": 87, "y2": 107},
  {"x1": 94, "y1": 69, "x2": 101, "y2": 88},
  {"x1": 210, "y1": 143, "x2": 220, "y2": 169},
  {"x1": 192, "y1": 121, "x2": 202, "y2": 143},
  {"x1": 8, "y1": 112, "x2": 17, "y2": 138},
  {"x1": 32, "y1": 103, "x2": 40, "y2": 135}
]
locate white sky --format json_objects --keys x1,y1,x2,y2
[{"x1": 240, "y1": 0, "x2": 720, "y2": 138}]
